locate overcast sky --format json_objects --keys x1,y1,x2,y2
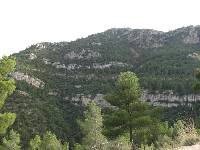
[{"x1": 0, "y1": 0, "x2": 200, "y2": 57}]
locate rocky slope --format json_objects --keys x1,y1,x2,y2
[{"x1": 4, "y1": 25, "x2": 200, "y2": 147}]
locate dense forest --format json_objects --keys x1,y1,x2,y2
[
  {"x1": 1, "y1": 57, "x2": 200, "y2": 150},
  {"x1": 2, "y1": 26, "x2": 200, "y2": 149}
]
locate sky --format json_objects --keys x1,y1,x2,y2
[{"x1": 0, "y1": 0, "x2": 200, "y2": 57}]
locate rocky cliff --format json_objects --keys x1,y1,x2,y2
[{"x1": 4, "y1": 25, "x2": 200, "y2": 146}]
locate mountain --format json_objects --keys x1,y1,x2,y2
[{"x1": 3, "y1": 25, "x2": 200, "y2": 147}]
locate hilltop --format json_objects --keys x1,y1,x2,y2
[{"x1": 3, "y1": 25, "x2": 200, "y2": 147}]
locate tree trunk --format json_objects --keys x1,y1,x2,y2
[
  {"x1": 128, "y1": 104, "x2": 134, "y2": 149},
  {"x1": 129, "y1": 110, "x2": 133, "y2": 149},
  {"x1": 129, "y1": 125, "x2": 133, "y2": 142}
]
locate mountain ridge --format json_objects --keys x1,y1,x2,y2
[
  {"x1": 4, "y1": 25, "x2": 200, "y2": 147},
  {"x1": 14, "y1": 25, "x2": 200, "y2": 54}
]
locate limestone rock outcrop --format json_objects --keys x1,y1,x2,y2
[{"x1": 11, "y1": 72, "x2": 45, "y2": 88}]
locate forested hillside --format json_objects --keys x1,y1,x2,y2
[{"x1": 2, "y1": 25, "x2": 200, "y2": 149}]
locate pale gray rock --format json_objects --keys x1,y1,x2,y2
[
  {"x1": 183, "y1": 27, "x2": 199, "y2": 44},
  {"x1": 52, "y1": 62, "x2": 60, "y2": 66},
  {"x1": 56, "y1": 64, "x2": 66, "y2": 69},
  {"x1": 69, "y1": 90, "x2": 200, "y2": 108},
  {"x1": 127, "y1": 29, "x2": 164, "y2": 48},
  {"x1": 48, "y1": 90, "x2": 59, "y2": 96},
  {"x1": 66, "y1": 64, "x2": 82, "y2": 70},
  {"x1": 91, "y1": 42, "x2": 102, "y2": 46},
  {"x1": 141, "y1": 90, "x2": 200, "y2": 107},
  {"x1": 11, "y1": 72, "x2": 45, "y2": 88},
  {"x1": 93, "y1": 63, "x2": 112, "y2": 69},
  {"x1": 64, "y1": 96, "x2": 69, "y2": 101},
  {"x1": 43, "y1": 58, "x2": 51, "y2": 65},
  {"x1": 93, "y1": 62, "x2": 130, "y2": 69},
  {"x1": 70, "y1": 94, "x2": 113, "y2": 108},
  {"x1": 16, "y1": 90, "x2": 30, "y2": 97},
  {"x1": 187, "y1": 52, "x2": 199, "y2": 59},
  {"x1": 75, "y1": 85, "x2": 82, "y2": 89},
  {"x1": 35, "y1": 43, "x2": 47, "y2": 50},
  {"x1": 64, "y1": 49, "x2": 101, "y2": 60},
  {"x1": 28, "y1": 53, "x2": 37, "y2": 60}
]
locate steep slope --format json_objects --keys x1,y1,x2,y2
[{"x1": 3, "y1": 25, "x2": 200, "y2": 147}]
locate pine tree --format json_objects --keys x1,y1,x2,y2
[
  {"x1": 108, "y1": 135, "x2": 131, "y2": 150},
  {"x1": 105, "y1": 72, "x2": 142, "y2": 142},
  {"x1": 0, "y1": 56, "x2": 16, "y2": 135},
  {"x1": 30, "y1": 135, "x2": 41, "y2": 150},
  {"x1": 29, "y1": 131, "x2": 69, "y2": 150},
  {"x1": 104, "y1": 71, "x2": 163, "y2": 147},
  {"x1": 78, "y1": 102, "x2": 108, "y2": 150},
  {"x1": 1, "y1": 129, "x2": 21, "y2": 150},
  {"x1": 73, "y1": 143, "x2": 84, "y2": 150}
]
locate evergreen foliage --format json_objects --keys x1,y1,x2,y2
[
  {"x1": 29, "y1": 131, "x2": 69, "y2": 150},
  {"x1": 0, "y1": 57, "x2": 16, "y2": 134},
  {"x1": 1, "y1": 130, "x2": 21, "y2": 150},
  {"x1": 3, "y1": 27, "x2": 200, "y2": 149},
  {"x1": 104, "y1": 72, "x2": 168, "y2": 147},
  {"x1": 78, "y1": 102, "x2": 108, "y2": 150}
]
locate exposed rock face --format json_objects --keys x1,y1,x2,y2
[
  {"x1": 36, "y1": 43, "x2": 46, "y2": 49},
  {"x1": 35, "y1": 43, "x2": 48, "y2": 51},
  {"x1": 28, "y1": 53, "x2": 37, "y2": 60},
  {"x1": 69, "y1": 94, "x2": 113, "y2": 108},
  {"x1": 64, "y1": 49, "x2": 101, "y2": 60},
  {"x1": 69, "y1": 74, "x2": 95, "y2": 80},
  {"x1": 93, "y1": 94, "x2": 114, "y2": 108},
  {"x1": 66, "y1": 62, "x2": 129, "y2": 70},
  {"x1": 74, "y1": 85, "x2": 82, "y2": 89},
  {"x1": 131, "y1": 49, "x2": 140, "y2": 58},
  {"x1": 127, "y1": 29, "x2": 164, "y2": 48},
  {"x1": 68, "y1": 90, "x2": 200, "y2": 108},
  {"x1": 141, "y1": 90, "x2": 200, "y2": 107},
  {"x1": 93, "y1": 63, "x2": 112, "y2": 69},
  {"x1": 48, "y1": 90, "x2": 59, "y2": 96},
  {"x1": 66, "y1": 64, "x2": 82, "y2": 70},
  {"x1": 56, "y1": 64, "x2": 66, "y2": 69},
  {"x1": 187, "y1": 52, "x2": 199, "y2": 59},
  {"x1": 11, "y1": 72, "x2": 45, "y2": 88},
  {"x1": 93, "y1": 62, "x2": 130, "y2": 69},
  {"x1": 43, "y1": 58, "x2": 51, "y2": 65},
  {"x1": 42, "y1": 56, "x2": 129, "y2": 71},
  {"x1": 42, "y1": 59, "x2": 67, "y2": 69},
  {"x1": 16, "y1": 90, "x2": 30, "y2": 97},
  {"x1": 54, "y1": 63, "x2": 66, "y2": 69},
  {"x1": 183, "y1": 27, "x2": 199, "y2": 44},
  {"x1": 91, "y1": 42, "x2": 102, "y2": 46},
  {"x1": 64, "y1": 51, "x2": 82, "y2": 59}
]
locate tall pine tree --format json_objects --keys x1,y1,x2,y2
[
  {"x1": 0, "y1": 56, "x2": 16, "y2": 134},
  {"x1": 78, "y1": 102, "x2": 108, "y2": 150},
  {"x1": 104, "y1": 71, "x2": 163, "y2": 148},
  {"x1": 29, "y1": 131, "x2": 69, "y2": 150}
]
